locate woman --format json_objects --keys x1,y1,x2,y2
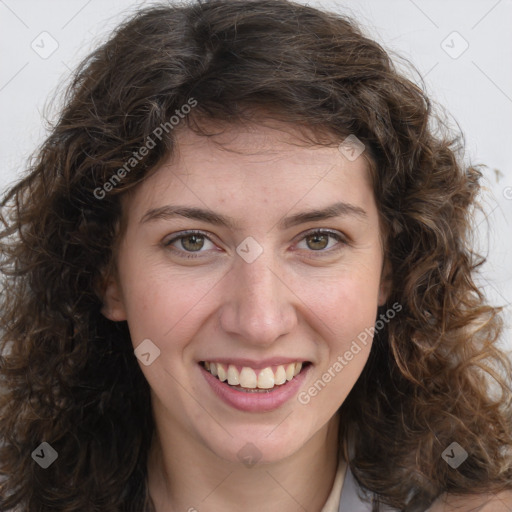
[{"x1": 1, "y1": 1, "x2": 511, "y2": 510}]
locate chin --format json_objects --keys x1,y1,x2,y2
[{"x1": 205, "y1": 427, "x2": 311, "y2": 467}]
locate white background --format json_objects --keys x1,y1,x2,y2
[{"x1": 1, "y1": 0, "x2": 511, "y2": 351}]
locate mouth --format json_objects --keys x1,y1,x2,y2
[{"x1": 199, "y1": 361, "x2": 311, "y2": 393}]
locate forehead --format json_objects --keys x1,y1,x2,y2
[{"x1": 121, "y1": 120, "x2": 376, "y2": 225}]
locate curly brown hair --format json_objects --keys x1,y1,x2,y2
[{"x1": 1, "y1": 1, "x2": 511, "y2": 511}]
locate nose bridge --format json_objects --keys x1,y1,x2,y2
[{"x1": 219, "y1": 251, "x2": 296, "y2": 346}]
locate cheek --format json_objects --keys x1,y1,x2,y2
[
  {"x1": 119, "y1": 260, "x2": 221, "y2": 350},
  {"x1": 299, "y1": 275, "x2": 377, "y2": 410},
  {"x1": 306, "y1": 267, "x2": 381, "y2": 345}
]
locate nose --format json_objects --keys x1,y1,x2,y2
[{"x1": 218, "y1": 250, "x2": 298, "y2": 348}]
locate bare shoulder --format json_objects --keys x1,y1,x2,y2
[{"x1": 426, "y1": 489, "x2": 512, "y2": 511}]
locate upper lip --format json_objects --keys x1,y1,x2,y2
[{"x1": 199, "y1": 358, "x2": 309, "y2": 370}]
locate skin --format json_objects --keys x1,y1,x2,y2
[{"x1": 101, "y1": 119, "x2": 391, "y2": 512}]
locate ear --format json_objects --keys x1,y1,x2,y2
[
  {"x1": 99, "y1": 273, "x2": 128, "y2": 322},
  {"x1": 378, "y1": 259, "x2": 392, "y2": 306}
]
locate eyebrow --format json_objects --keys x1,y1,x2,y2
[{"x1": 139, "y1": 201, "x2": 367, "y2": 230}]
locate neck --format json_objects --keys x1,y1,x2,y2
[{"x1": 147, "y1": 412, "x2": 341, "y2": 512}]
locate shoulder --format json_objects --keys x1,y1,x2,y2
[{"x1": 426, "y1": 490, "x2": 512, "y2": 511}]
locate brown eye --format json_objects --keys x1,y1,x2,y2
[
  {"x1": 295, "y1": 229, "x2": 346, "y2": 254},
  {"x1": 180, "y1": 234, "x2": 205, "y2": 252},
  {"x1": 305, "y1": 232, "x2": 329, "y2": 250},
  {"x1": 164, "y1": 231, "x2": 216, "y2": 258}
]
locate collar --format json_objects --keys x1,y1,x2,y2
[{"x1": 320, "y1": 445, "x2": 347, "y2": 512}]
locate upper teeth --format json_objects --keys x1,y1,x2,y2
[{"x1": 204, "y1": 362, "x2": 303, "y2": 389}]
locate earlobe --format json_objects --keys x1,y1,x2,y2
[
  {"x1": 377, "y1": 284, "x2": 389, "y2": 307},
  {"x1": 378, "y1": 259, "x2": 392, "y2": 306},
  {"x1": 100, "y1": 275, "x2": 128, "y2": 322}
]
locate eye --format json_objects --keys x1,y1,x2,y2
[
  {"x1": 164, "y1": 230, "x2": 216, "y2": 258},
  {"x1": 163, "y1": 228, "x2": 348, "y2": 260},
  {"x1": 295, "y1": 229, "x2": 347, "y2": 254}
]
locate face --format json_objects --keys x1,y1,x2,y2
[{"x1": 102, "y1": 120, "x2": 390, "y2": 465}]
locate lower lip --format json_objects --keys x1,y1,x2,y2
[{"x1": 200, "y1": 363, "x2": 311, "y2": 412}]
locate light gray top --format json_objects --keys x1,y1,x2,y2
[{"x1": 319, "y1": 450, "x2": 399, "y2": 512}]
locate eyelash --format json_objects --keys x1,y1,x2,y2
[{"x1": 163, "y1": 229, "x2": 348, "y2": 259}]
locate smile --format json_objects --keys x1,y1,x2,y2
[{"x1": 201, "y1": 361, "x2": 308, "y2": 392}]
